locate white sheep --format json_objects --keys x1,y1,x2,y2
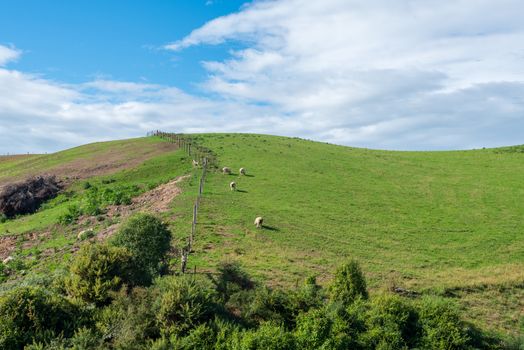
[
  {"x1": 230, "y1": 181, "x2": 237, "y2": 191},
  {"x1": 239, "y1": 167, "x2": 246, "y2": 175},
  {"x1": 254, "y1": 216, "x2": 263, "y2": 228},
  {"x1": 222, "y1": 167, "x2": 231, "y2": 174},
  {"x1": 192, "y1": 160, "x2": 199, "y2": 167},
  {"x1": 77, "y1": 229, "x2": 94, "y2": 240}
]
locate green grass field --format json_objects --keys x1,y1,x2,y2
[
  {"x1": 0, "y1": 134, "x2": 522, "y2": 337},
  {"x1": 175, "y1": 134, "x2": 524, "y2": 336}
]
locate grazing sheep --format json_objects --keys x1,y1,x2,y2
[
  {"x1": 239, "y1": 167, "x2": 246, "y2": 175},
  {"x1": 230, "y1": 181, "x2": 237, "y2": 191},
  {"x1": 222, "y1": 167, "x2": 231, "y2": 174},
  {"x1": 192, "y1": 160, "x2": 199, "y2": 167},
  {"x1": 254, "y1": 216, "x2": 263, "y2": 228},
  {"x1": 77, "y1": 229, "x2": 94, "y2": 240}
]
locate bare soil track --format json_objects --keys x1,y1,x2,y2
[
  {"x1": 0, "y1": 174, "x2": 189, "y2": 261},
  {"x1": 0, "y1": 140, "x2": 178, "y2": 190}
]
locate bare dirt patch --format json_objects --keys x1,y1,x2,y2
[
  {"x1": 0, "y1": 230, "x2": 51, "y2": 261},
  {"x1": 95, "y1": 175, "x2": 190, "y2": 240},
  {"x1": 0, "y1": 235, "x2": 17, "y2": 261},
  {"x1": 53, "y1": 142, "x2": 177, "y2": 181},
  {"x1": 0, "y1": 140, "x2": 178, "y2": 189},
  {"x1": 0, "y1": 175, "x2": 189, "y2": 262}
]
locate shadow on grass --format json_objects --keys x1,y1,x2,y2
[
  {"x1": 236, "y1": 189, "x2": 248, "y2": 193},
  {"x1": 242, "y1": 174, "x2": 255, "y2": 178},
  {"x1": 261, "y1": 225, "x2": 279, "y2": 231}
]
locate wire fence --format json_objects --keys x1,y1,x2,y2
[{"x1": 148, "y1": 130, "x2": 216, "y2": 273}]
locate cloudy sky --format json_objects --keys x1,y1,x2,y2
[{"x1": 1, "y1": 0, "x2": 523, "y2": 153}]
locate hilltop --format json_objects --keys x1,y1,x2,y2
[{"x1": 0, "y1": 133, "x2": 522, "y2": 339}]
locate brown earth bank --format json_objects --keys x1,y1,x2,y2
[
  {"x1": 0, "y1": 174, "x2": 189, "y2": 262},
  {"x1": 0, "y1": 140, "x2": 178, "y2": 189}
]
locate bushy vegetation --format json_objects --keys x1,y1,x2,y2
[
  {"x1": 1, "y1": 134, "x2": 523, "y2": 343},
  {"x1": 0, "y1": 249, "x2": 503, "y2": 349},
  {"x1": 65, "y1": 243, "x2": 134, "y2": 305},
  {"x1": 0, "y1": 287, "x2": 82, "y2": 350},
  {"x1": 57, "y1": 185, "x2": 140, "y2": 225},
  {"x1": 112, "y1": 213, "x2": 172, "y2": 285}
]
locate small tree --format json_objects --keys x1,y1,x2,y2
[
  {"x1": 417, "y1": 296, "x2": 470, "y2": 349},
  {"x1": 65, "y1": 243, "x2": 134, "y2": 305},
  {"x1": 154, "y1": 275, "x2": 218, "y2": 336},
  {"x1": 213, "y1": 261, "x2": 255, "y2": 302},
  {"x1": 112, "y1": 213, "x2": 172, "y2": 285},
  {"x1": 0, "y1": 287, "x2": 79, "y2": 349},
  {"x1": 330, "y1": 260, "x2": 368, "y2": 306}
]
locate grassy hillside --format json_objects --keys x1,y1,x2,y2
[
  {"x1": 0, "y1": 137, "x2": 194, "y2": 290},
  {"x1": 0, "y1": 134, "x2": 522, "y2": 337},
  {"x1": 169, "y1": 134, "x2": 523, "y2": 335},
  {"x1": 0, "y1": 137, "x2": 177, "y2": 185}
]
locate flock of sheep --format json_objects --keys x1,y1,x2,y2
[
  {"x1": 223, "y1": 166, "x2": 263, "y2": 229},
  {"x1": 192, "y1": 161, "x2": 263, "y2": 229}
]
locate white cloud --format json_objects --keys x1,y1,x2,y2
[
  {"x1": 166, "y1": 0, "x2": 524, "y2": 150},
  {"x1": 2, "y1": 1, "x2": 524, "y2": 154},
  {"x1": 0, "y1": 45, "x2": 21, "y2": 66},
  {"x1": 0, "y1": 63, "x2": 284, "y2": 154}
]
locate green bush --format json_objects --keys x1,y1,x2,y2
[
  {"x1": 294, "y1": 308, "x2": 333, "y2": 350},
  {"x1": 57, "y1": 204, "x2": 82, "y2": 225},
  {"x1": 65, "y1": 243, "x2": 134, "y2": 305},
  {"x1": 0, "y1": 287, "x2": 79, "y2": 350},
  {"x1": 291, "y1": 275, "x2": 324, "y2": 314},
  {"x1": 239, "y1": 322, "x2": 296, "y2": 350},
  {"x1": 330, "y1": 260, "x2": 368, "y2": 306},
  {"x1": 154, "y1": 275, "x2": 218, "y2": 336},
  {"x1": 96, "y1": 287, "x2": 158, "y2": 349},
  {"x1": 416, "y1": 296, "x2": 470, "y2": 350},
  {"x1": 361, "y1": 294, "x2": 419, "y2": 350},
  {"x1": 242, "y1": 287, "x2": 296, "y2": 328},
  {"x1": 170, "y1": 323, "x2": 218, "y2": 350},
  {"x1": 0, "y1": 213, "x2": 7, "y2": 223},
  {"x1": 25, "y1": 328, "x2": 102, "y2": 350},
  {"x1": 112, "y1": 213, "x2": 172, "y2": 285},
  {"x1": 83, "y1": 186, "x2": 102, "y2": 216},
  {"x1": 0, "y1": 262, "x2": 7, "y2": 283}
]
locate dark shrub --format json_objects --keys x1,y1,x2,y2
[
  {"x1": 243, "y1": 287, "x2": 296, "y2": 328},
  {"x1": 154, "y1": 275, "x2": 218, "y2": 337},
  {"x1": 112, "y1": 213, "x2": 172, "y2": 285},
  {"x1": 239, "y1": 322, "x2": 296, "y2": 350},
  {"x1": 294, "y1": 307, "x2": 333, "y2": 350},
  {"x1": 330, "y1": 260, "x2": 368, "y2": 306},
  {"x1": 291, "y1": 275, "x2": 324, "y2": 314},
  {"x1": 65, "y1": 243, "x2": 134, "y2": 305},
  {"x1": 96, "y1": 287, "x2": 158, "y2": 349},
  {"x1": 214, "y1": 261, "x2": 255, "y2": 303},
  {"x1": 0, "y1": 287, "x2": 79, "y2": 350},
  {"x1": 170, "y1": 323, "x2": 218, "y2": 350},
  {"x1": 416, "y1": 296, "x2": 470, "y2": 349},
  {"x1": 361, "y1": 294, "x2": 419, "y2": 350},
  {"x1": 0, "y1": 262, "x2": 7, "y2": 283}
]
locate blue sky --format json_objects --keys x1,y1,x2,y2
[
  {"x1": 0, "y1": 0, "x2": 244, "y2": 92},
  {"x1": 1, "y1": 0, "x2": 523, "y2": 153}
]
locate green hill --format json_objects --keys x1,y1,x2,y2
[{"x1": 0, "y1": 134, "x2": 522, "y2": 338}]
